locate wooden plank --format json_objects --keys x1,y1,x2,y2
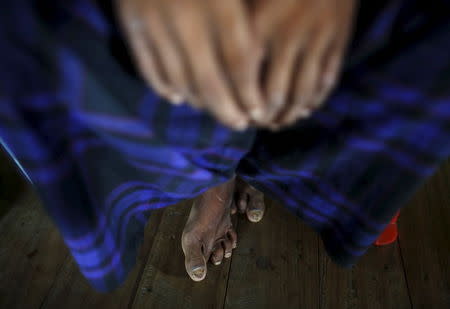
[
  {"x1": 319, "y1": 241, "x2": 411, "y2": 309},
  {"x1": 398, "y1": 159, "x2": 450, "y2": 308},
  {"x1": 224, "y1": 199, "x2": 320, "y2": 308},
  {"x1": 131, "y1": 200, "x2": 232, "y2": 309},
  {"x1": 40, "y1": 208, "x2": 165, "y2": 309},
  {"x1": 0, "y1": 186, "x2": 69, "y2": 309},
  {"x1": 2, "y1": 157, "x2": 448, "y2": 308}
]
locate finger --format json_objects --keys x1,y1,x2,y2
[
  {"x1": 142, "y1": 5, "x2": 192, "y2": 104},
  {"x1": 116, "y1": 1, "x2": 175, "y2": 100},
  {"x1": 258, "y1": 3, "x2": 319, "y2": 125},
  {"x1": 262, "y1": 19, "x2": 309, "y2": 124},
  {"x1": 312, "y1": 2, "x2": 355, "y2": 109},
  {"x1": 284, "y1": 52, "x2": 321, "y2": 125},
  {"x1": 208, "y1": 0, "x2": 265, "y2": 122},
  {"x1": 313, "y1": 44, "x2": 342, "y2": 108},
  {"x1": 182, "y1": 233, "x2": 207, "y2": 281},
  {"x1": 250, "y1": 0, "x2": 299, "y2": 40},
  {"x1": 167, "y1": 1, "x2": 249, "y2": 130},
  {"x1": 184, "y1": 92, "x2": 204, "y2": 110},
  {"x1": 277, "y1": 23, "x2": 334, "y2": 126}
]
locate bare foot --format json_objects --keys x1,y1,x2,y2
[
  {"x1": 232, "y1": 177, "x2": 266, "y2": 223},
  {"x1": 181, "y1": 177, "x2": 265, "y2": 281},
  {"x1": 182, "y1": 178, "x2": 237, "y2": 281}
]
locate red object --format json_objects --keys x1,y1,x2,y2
[{"x1": 374, "y1": 211, "x2": 400, "y2": 246}]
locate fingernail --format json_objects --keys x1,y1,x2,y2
[
  {"x1": 170, "y1": 93, "x2": 184, "y2": 105},
  {"x1": 250, "y1": 107, "x2": 264, "y2": 121},
  {"x1": 324, "y1": 72, "x2": 335, "y2": 88},
  {"x1": 234, "y1": 119, "x2": 248, "y2": 131},
  {"x1": 248, "y1": 209, "x2": 263, "y2": 222},
  {"x1": 214, "y1": 260, "x2": 221, "y2": 265},
  {"x1": 267, "y1": 93, "x2": 284, "y2": 115},
  {"x1": 232, "y1": 242, "x2": 237, "y2": 249},
  {"x1": 225, "y1": 252, "x2": 232, "y2": 258},
  {"x1": 270, "y1": 91, "x2": 284, "y2": 105},
  {"x1": 269, "y1": 124, "x2": 281, "y2": 132},
  {"x1": 298, "y1": 108, "x2": 312, "y2": 118},
  {"x1": 130, "y1": 20, "x2": 142, "y2": 30},
  {"x1": 191, "y1": 266, "x2": 205, "y2": 279}
]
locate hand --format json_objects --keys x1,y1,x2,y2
[
  {"x1": 249, "y1": 0, "x2": 357, "y2": 129},
  {"x1": 116, "y1": 0, "x2": 265, "y2": 130}
]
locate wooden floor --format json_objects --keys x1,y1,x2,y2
[{"x1": 0, "y1": 154, "x2": 449, "y2": 308}]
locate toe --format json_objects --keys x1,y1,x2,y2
[
  {"x1": 223, "y1": 239, "x2": 233, "y2": 259},
  {"x1": 182, "y1": 234, "x2": 207, "y2": 282},
  {"x1": 237, "y1": 193, "x2": 248, "y2": 214},
  {"x1": 227, "y1": 229, "x2": 238, "y2": 249},
  {"x1": 247, "y1": 208, "x2": 264, "y2": 223},
  {"x1": 246, "y1": 195, "x2": 265, "y2": 223},
  {"x1": 211, "y1": 243, "x2": 225, "y2": 265},
  {"x1": 231, "y1": 203, "x2": 237, "y2": 215}
]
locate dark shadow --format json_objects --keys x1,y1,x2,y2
[{"x1": 0, "y1": 145, "x2": 28, "y2": 219}]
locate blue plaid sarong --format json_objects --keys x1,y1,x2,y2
[{"x1": 1, "y1": 0, "x2": 450, "y2": 291}]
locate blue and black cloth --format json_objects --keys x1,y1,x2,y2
[{"x1": 1, "y1": 0, "x2": 449, "y2": 291}]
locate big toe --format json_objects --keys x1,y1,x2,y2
[
  {"x1": 246, "y1": 195, "x2": 265, "y2": 223},
  {"x1": 234, "y1": 178, "x2": 265, "y2": 222},
  {"x1": 182, "y1": 235, "x2": 207, "y2": 282}
]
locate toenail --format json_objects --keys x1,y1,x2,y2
[
  {"x1": 191, "y1": 266, "x2": 205, "y2": 279},
  {"x1": 248, "y1": 210, "x2": 263, "y2": 222},
  {"x1": 225, "y1": 252, "x2": 232, "y2": 258}
]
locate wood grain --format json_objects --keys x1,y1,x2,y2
[
  {"x1": 398, "y1": 159, "x2": 450, "y2": 308},
  {"x1": 0, "y1": 157, "x2": 449, "y2": 308},
  {"x1": 319, "y1": 242, "x2": 411, "y2": 309},
  {"x1": 40, "y1": 209, "x2": 165, "y2": 309},
  {"x1": 131, "y1": 200, "x2": 233, "y2": 309},
  {"x1": 0, "y1": 187, "x2": 68, "y2": 309},
  {"x1": 224, "y1": 199, "x2": 320, "y2": 308}
]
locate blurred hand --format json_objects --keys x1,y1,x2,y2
[
  {"x1": 116, "y1": 0, "x2": 265, "y2": 130},
  {"x1": 249, "y1": 0, "x2": 357, "y2": 129}
]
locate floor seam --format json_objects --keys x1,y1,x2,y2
[
  {"x1": 38, "y1": 253, "x2": 71, "y2": 309},
  {"x1": 222, "y1": 217, "x2": 239, "y2": 309},
  {"x1": 397, "y1": 238, "x2": 414, "y2": 309},
  {"x1": 127, "y1": 211, "x2": 164, "y2": 309}
]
